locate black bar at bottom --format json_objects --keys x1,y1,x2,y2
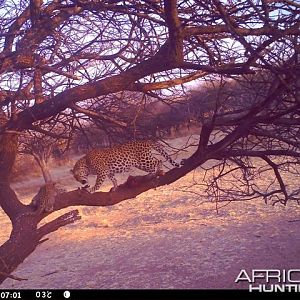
[{"x1": 0, "y1": 289, "x2": 299, "y2": 300}]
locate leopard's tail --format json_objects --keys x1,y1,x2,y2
[{"x1": 152, "y1": 142, "x2": 181, "y2": 167}]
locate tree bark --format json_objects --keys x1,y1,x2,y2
[{"x1": 0, "y1": 133, "x2": 18, "y2": 182}]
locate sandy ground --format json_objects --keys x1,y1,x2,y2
[{"x1": 0, "y1": 136, "x2": 300, "y2": 289}]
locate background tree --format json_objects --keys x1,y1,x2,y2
[
  {"x1": 0, "y1": 0, "x2": 299, "y2": 283},
  {"x1": 19, "y1": 126, "x2": 70, "y2": 183},
  {"x1": 70, "y1": 91, "x2": 192, "y2": 147}
]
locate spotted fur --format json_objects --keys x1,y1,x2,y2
[
  {"x1": 71, "y1": 140, "x2": 181, "y2": 192},
  {"x1": 30, "y1": 182, "x2": 66, "y2": 213},
  {"x1": 17, "y1": 182, "x2": 66, "y2": 220}
]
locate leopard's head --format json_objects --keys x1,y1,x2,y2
[{"x1": 70, "y1": 158, "x2": 89, "y2": 185}]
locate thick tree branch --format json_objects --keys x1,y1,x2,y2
[
  {"x1": 181, "y1": 62, "x2": 255, "y2": 74},
  {"x1": 164, "y1": 0, "x2": 183, "y2": 62},
  {"x1": 129, "y1": 71, "x2": 208, "y2": 91},
  {"x1": 10, "y1": 36, "x2": 182, "y2": 130},
  {"x1": 37, "y1": 210, "x2": 81, "y2": 239}
]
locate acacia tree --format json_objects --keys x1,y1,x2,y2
[{"x1": 0, "y1": 0, "x2": 299, "y2": 283}]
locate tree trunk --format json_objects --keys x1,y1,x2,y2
[
  {"x1": 0, "y1": 133, "x2": 18, "y2": 182},
  {"x1": 0, "y1": 133, "x2": 38, "y2": 283},
  {"x1": 0, "y1": 133, "x2": 41, "y2": 283}
]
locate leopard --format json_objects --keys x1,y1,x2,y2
[
  {"x1": 17, "y1": 182, "x2": 66, "y2": 220},
  {"x1": 70, "y1": 140, "x2": 182, "y2": 193},
  {"x1": 30, "y1": 182, "x2": 66, "y2": 213}
]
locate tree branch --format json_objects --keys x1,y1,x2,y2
[
  {"x1": 183, "y1": 23, "x2": 300, "y2": 39},
  {"x1": 261, "y1": 156, "x2": 289, "y2": 204},
  {"x1": 69, "y1": 103, "x2": 128, "y2": 128},
  {"x1": 37, "y1": 210, "x2": 81, "y2": 239},
  {"x1": 218, "y1": 149, "x2": 300, "y2": 159},
  {"x1": 129, "y1": 71, "x2": 208, "y2": 91}
]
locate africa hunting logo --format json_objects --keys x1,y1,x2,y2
[{"x1": 235, "y1": 269, "x2": 300, "y2": 292}]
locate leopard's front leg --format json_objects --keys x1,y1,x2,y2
[{"x1": 89, "y1": 174, "x2": 105, "y2": 193}]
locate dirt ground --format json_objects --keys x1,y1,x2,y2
[{"x1": 1, "y1": 136, "x2": 299, "y2": 289}]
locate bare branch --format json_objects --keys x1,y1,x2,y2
[{"x1": 37, "y1": 210, "x2": 81, "y2": 239}]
